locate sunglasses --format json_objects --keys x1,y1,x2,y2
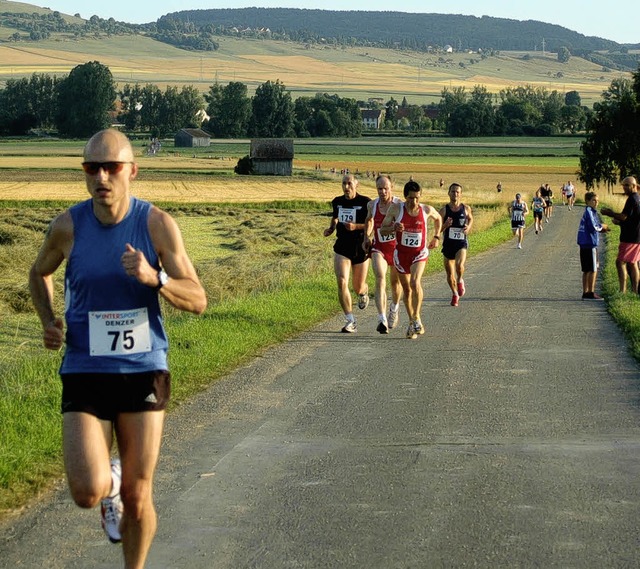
[{"x1": 81, "y1": 161, "x2": 133, "y2": 175}]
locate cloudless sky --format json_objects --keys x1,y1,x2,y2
[{"x1": 36, "y1": 0, "x2": 639, "y2": 44}]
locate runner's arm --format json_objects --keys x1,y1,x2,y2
[
  {"x1": 29, "y1": 212, "x2": 71, "y2": 349},
  {"x1": 147, "y1": 208, "x2": 207, "y2": 315},
  {"x1": 464, "y1": 205, "x2": 473, "y2": 234},
  {"x1": 363, "y1": 202, "x2": 375, "y2": 249},
  {"x1": 380, "y1": 203, "x2": 400, "y2": 235},
  {"x1": 426, "y1": 206, "x2": 443, "y2": 249}
]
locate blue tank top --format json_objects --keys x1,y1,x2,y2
[{"x1": 61, "y1": 197, "x2": 168, "y2": 373}]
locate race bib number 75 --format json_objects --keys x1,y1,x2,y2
[{"x1": 88, "y1": 308, "x2": 152, "y2": 356}]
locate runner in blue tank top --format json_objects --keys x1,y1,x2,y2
[
  {"x1": 29, "y1": 129, "x2": 207, "y2": 567},
  {"x1": 439, "y1": 183, "x2": 473, "y2": 307}
]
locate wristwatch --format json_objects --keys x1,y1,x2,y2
[{"x1": 156, "y1": 269, "x2": 169, "y2": 290}]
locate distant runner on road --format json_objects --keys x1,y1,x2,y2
[
  {"x1": 531, "y1": 189, "x2": 546, "y2": 235},
  {"x1": 565, "y1": 180, "x2": 576, "y2": 211},
  {"x1": 439, "y1": 182, "x2": 473, "y2": 307},
  {"x1": 381, "y1": 180, "x2": 442, "y2": 339},
  {"x1": 540, "y1": 184, "x2": 553, "y2": 222},
  {"x1": 508, "y1": 193, "x2": 529, "y2": 249}
]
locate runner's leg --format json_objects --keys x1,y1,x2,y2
[
  {"x1": 371, "y1": 252, "x2": 388, "y2": 318},
  {"x1": 334, "y1": 254, "x2": 353, "y2": 315},
  {"x1": 116, "y1": 410, "x2": 165, "y2": 569},
  {"x1": 351, "y1": 258, "x2": 370, "y2": 297},
  {"x1": 63, "y1": 412, "x2": 114, "y2": 508}
]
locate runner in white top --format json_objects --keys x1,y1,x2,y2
[
  {"x1": 508, "y1": 193, "x2": 529, "y2": 249},
  {"x1": 565, "y1": 180, "x2": 576, "y2": 211}
]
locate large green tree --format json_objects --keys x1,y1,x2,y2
[
  {"x1": 0, "y1": 73, "x2": 59, "y2": 134},
  {"x1": 156, "y1": 85, "x2": 204, "y2": 138},
  {"x1": 293, "y1": 93, "x2": 361, "y2": 137},
  {"x1": 205, "y1": 81, "x2": 251, "y2": 137},
  {"x1": 56, "y1": 61, "x2": 116, "y2": 137},
  {"x1": 119, "y1": 83, "x2": 145, "y2": 131},
  {"x1": 248, "y1": 80, "x2": 294, "y2": 138},
  {"x1": 446, "y1": 86, "x2": 496, "y2": 136},
  {"x1": 579, "y1": 75, "x2": 640, "y2": 190}
]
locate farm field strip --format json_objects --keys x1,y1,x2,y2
[
  {"x1": 0, "y1": 34, "x2": 626, "y2": 105},
  {"x1": 0, "y1": 171, "x2": 581, "y2": 203}
]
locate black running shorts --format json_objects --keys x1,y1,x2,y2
[{"x1": 61, "y1": 370, "x2": 171, "y2": 421}]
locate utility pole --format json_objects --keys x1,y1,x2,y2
[{"x1": 542, "y1": 38, "x2": 546, "y2": 56}]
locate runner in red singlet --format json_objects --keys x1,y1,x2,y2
[
  {"x1": 380, "y1": 180, "x2": 442, "y2": 339},
  {"x1": 363, "y1": 174, "x2": 403, "y2": 333}
]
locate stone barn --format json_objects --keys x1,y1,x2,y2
[
  {"x1": 250, "y1": 138, "x2": 294, "y2": 176},
  {"x1": 174, "y1": 128, "x2": 211, "y2": 148}
]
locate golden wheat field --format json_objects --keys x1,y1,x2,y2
[{"x1": 0, "y1": 150, "x2": 584, "y2": 204}]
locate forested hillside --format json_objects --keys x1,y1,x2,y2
[
  {"x1": 162, "y1": 8, "x2": 618, "y2": 53},
  {"x1": 1, "y1": 3, "x2": 637, "y2": 71}
]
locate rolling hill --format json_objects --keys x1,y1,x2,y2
[{"x1": 0, "y1": 1, "x2": 635, "y2": 107}]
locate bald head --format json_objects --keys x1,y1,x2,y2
[
  {"x1": 622, "y1": 176, "x2": 638, "y2": 195},
  {"x1": 84, "y1": 129, "x2": 135, "y2": 163}
]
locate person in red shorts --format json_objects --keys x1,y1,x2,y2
[
  {"x1": 601, "y1": 176, "x2": 640, "y2": 293},
  {"x1": 380, "y1": 180, "x2": 442, "y2": 339},
  {"x1": 363, "y1": 174, "x2": 403, "y2": 334}
]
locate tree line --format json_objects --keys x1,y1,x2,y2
[
  {"x1": 0, "y1": 60, "x2": 593, "y2": 139},
  {"x1": 2, "y1": 58, "x2": 639, "y2": 190},
  {"x1": 0, "y1": 62, "x2": 362, "y2": 139}
]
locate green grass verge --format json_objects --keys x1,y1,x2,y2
[{"x1": 600, "y1": 222, "x2": 640, "y2": 360}]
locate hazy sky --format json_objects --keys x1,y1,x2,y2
[{"x1": 38, "y1": 0, "x2": 638, "y2": 44}]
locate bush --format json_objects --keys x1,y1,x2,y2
[{"x1": 234, "y1": 155, "x2": 254, "y2": 175}]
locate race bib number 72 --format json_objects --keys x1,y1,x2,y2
[{"x1": 88, "y1": 308, "x2": 152, "y2": 356}]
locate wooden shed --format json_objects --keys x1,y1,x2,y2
[
  {"x1": 250, "y1": 138, "x2": 294, "y2": 176},
  {"x1": 174, "y1": 128, "x2": 211, "y2": 148}
]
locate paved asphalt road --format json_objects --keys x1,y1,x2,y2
[{"x1": 2, "y1": 204, "x2": 640, "y2": 568}]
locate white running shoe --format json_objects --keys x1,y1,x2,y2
[
  {"x1": 101, "y1": 459, "x2": 123, "y2": 544},
  {"x1": 341, "y1": 320, "x2": 357, "y2": 333},
  {"x1": 516, "y1": 243, "x2": 522, "y2": 249},
  {"x1": 388, "y1": 309, "x2": 399, "y2": 329}
]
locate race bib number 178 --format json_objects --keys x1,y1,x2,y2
[{"x1": 88, "y1": 308, "x2": 152, "y2": 356}]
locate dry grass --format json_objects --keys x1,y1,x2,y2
[
  {"x1": 0, "y1": 174, "x2": 573, "y2": 204},
  {"x1": 0, "y1": 157, "x2": 581, "y2": 204}
]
